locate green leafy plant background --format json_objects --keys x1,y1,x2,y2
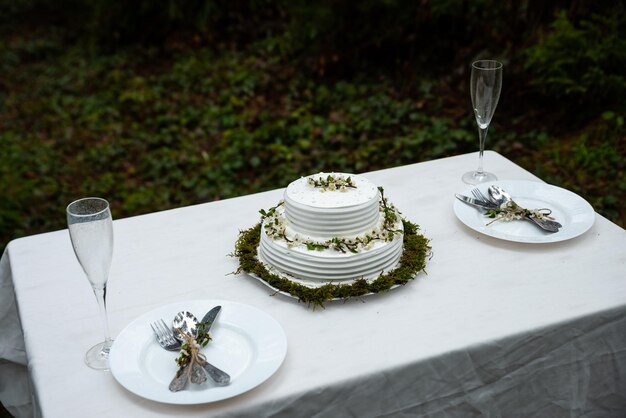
[{"x1": 1, "y1": 0, "x2": 624, "y2": 253}]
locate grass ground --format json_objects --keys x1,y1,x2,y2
[{"x1": 0, "y1": 28, "x2": 624, "y2": 250}]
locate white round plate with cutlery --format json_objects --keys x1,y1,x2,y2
[
  {"x1": 453, "y1": 180, "x2": 595, "y2": 243},
  {"x1": 109, "y1": 300, "x2": 287, "y2": 404}
]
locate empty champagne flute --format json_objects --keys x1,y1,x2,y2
[
  {"x1": 462, "y1": 60, "x2": 503, "y2": 185},
  {"x1": 67, "y1": 197, "x2": 114, "y2": 370}
]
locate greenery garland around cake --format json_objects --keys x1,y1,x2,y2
[{"x1": 232, "y1": 188, "x2": 431, "y2": 308}]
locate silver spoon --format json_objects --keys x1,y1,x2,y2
[
  {"x1": 170, "y1": 311, "x2": 206, "y2": 388},
  {"x1": 172, "y1": 311, "x2": 199, "y2": 341},
  {"x1": 488, "y1": 186, "x2": 562, "y2": 232}
]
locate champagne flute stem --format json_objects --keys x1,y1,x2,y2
[
  {"x1": 477, "y1": 125, "x2": 489, "y2": 175},
  {"x1": 92, "y1": 286, "x2": 113, "y2": 352}
]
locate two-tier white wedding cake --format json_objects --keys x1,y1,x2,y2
[{"x1": 257, "y1": 173, "x2": 404, "y2": 284}]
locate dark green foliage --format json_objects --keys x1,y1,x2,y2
[
  {"x1": 281, "y1": 0, "x2": 613, "y2": 79},
  {"x1": 524, "y1": 10, "x2": 626, "y2": 117},
  {"x1": 0, "y1": 0, "x2": 624, "y2": 251},
  {"x1": 523, "y1": 115, "x2": 626, "y2": 225},
  {"x1": 0, "y1": 38, "x2": 470, "y2": 245},
  {"x1": 87, "y1": 0, "x2": 285, "y2": 47},
  {"x1": 0, "y1": 0, "x2": 285, "y2": 48}
]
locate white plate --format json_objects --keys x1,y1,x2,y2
[
  {"x1": 453, "y1": 180, "x2": 595, "y2": 243},
  {"x1": 109, "y1": 300, "x2": 287, "y2": 405}
]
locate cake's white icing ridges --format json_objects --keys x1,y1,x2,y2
[
  {"x1": 259, "y1": 172, "x2": 405, "y2": 283},
  {"x1": 285, "y1": 208, "x2": 379, "y2": 238},
  {"x1": 269, "y1": 202, "x2": 392, "y2": 246},
  {"x1": 258, "y1": 231, "x2": 403, "y2": 281},
  {"x1": 284, "y1": 173, "x2": 380, "y2": 237}
]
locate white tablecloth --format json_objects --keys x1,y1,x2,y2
[{"x1": 1, "y1": 152, "x2": 626, "y2": 418}]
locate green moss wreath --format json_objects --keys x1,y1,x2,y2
[{"x1": 233, "y1": 218, "x2": 431, "y2": 308}]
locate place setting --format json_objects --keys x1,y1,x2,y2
[
  {"x1": 454, "y1": 181, "x2": 595, "y2": 243},
  {"x1": 454, "y1": 60, "x2": 595, "y2": 243},
  {"x1": 66, "y1": 197, "x2": 287, "y2": 405},
  {"x1": 108, "y1": 300, "x2": 287, "y2": 405}
]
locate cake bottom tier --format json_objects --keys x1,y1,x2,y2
[{"x1": 257, "y1": 227, "x2": 404, "y2": 282}]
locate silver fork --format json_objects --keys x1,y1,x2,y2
[
  {"x1": 471, "y1": 188, "x2": 497, "y2": 207},
  {"x1": 150, "y1": 319, "x2": 181, "y2": 351}
]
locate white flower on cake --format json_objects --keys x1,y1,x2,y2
[{"x1": 307, "y1": 174, "x2": 356, "y2": 192}]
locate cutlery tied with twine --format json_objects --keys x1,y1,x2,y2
[{"x1": 169, "y1": 326, "x2": 212, "y2": 392}]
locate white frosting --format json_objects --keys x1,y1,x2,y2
[
  {"x1": 286, "y1": 172, "x2": 378, "y2": 208},
  {"x1": 284, "y1": 173, "x2": 380, "y2": 238},
  {"x1": 258, "y1": 172, "x2": 405, "y2": 283},
  {"x1": 258, "y1": 230, "x2": 402, "y2": 282}
]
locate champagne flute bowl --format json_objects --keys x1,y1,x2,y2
[
  {"x1": 462, "y1": 60, "x2": 503, "y2": 185},
  {"x1": 67, "y1": 197, "x2": 114, "y2": 370}
]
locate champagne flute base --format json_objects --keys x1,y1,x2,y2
[
  {"x1": 462, "y1": 171, "x2": 497, "y2": 185},
  {"x1": 85, "y1": 340, "x2": 113, "y2": 370}
]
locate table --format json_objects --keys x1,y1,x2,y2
[{"x1": 2, "y1": 151, "x2": 626, "y2": 418}]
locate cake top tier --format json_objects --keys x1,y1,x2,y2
[{"x1": 285, "y1": 173, "x2": 378, "y2": 209}]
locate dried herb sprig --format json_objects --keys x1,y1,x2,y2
[
  {"x1": 484, "y1": 201, "x2": 555, "y2": 226},
  {"x1": 168, "y1": 324, "x2": 212, "y2": 392},
  {"x1": 308, "y1": 174, "x2": 356, "y2": 191}
]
